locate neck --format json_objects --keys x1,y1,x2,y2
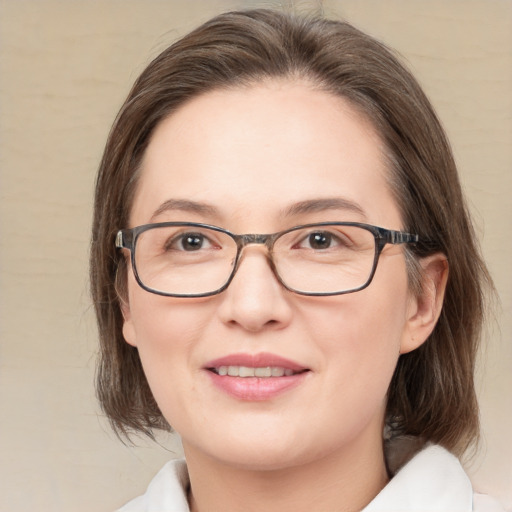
[{"x1": 185, "y1": 432, "x2": 388, "y2": 512}]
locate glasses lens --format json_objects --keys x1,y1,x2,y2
[
  {"x1": 134, "y1": 225, "x2": 237, "y2": 296},
  {"x1": 273, "y1": 225, "x2": 377, "y2": 294}
]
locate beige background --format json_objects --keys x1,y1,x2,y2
[{"x1": 0, "y1": 1, "x2": 511, "y2": 510}]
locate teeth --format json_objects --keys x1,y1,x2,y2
[
  {"x1": 239, "y1": 366, "x2": 255, "y2": 377},
  {"x1": 255, "y1": 367, "x2": 272, "y2": 377},
  {"x1": 214, "y1": 366, "x2": 297, "y2": 378}
]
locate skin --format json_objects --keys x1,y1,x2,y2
[{"x1": 121, "y1": 81, "x2": 448, "y2": 512}]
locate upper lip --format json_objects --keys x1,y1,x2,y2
[{"x1": 204, "y1": 352, "x2": 308, "y2": 372}]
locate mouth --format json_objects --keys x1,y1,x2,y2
[
  {"x1": 209, "y1": 366, "x2": 306, "y2": 378},
  {"x1": 204, "y1": 353, "x2": 310, "y2": 400}
]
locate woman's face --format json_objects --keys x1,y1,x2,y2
[{"x1": 122, "y1": 81, "x2": 423, "y2": 470}]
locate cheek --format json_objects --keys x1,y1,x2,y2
[
  {"x1": 124, "y1": 279, "x2": 213, "y2": 408},
  {"x1": 301, "y1": 266, "x2": 410, "y2": 399},
  {"x1": 125, "y1": 267, "x2": 210, "y2": 346}
]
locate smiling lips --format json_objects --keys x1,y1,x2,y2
[
  {"x1": 213, "y1": 365, "x2": 297, "y2": 377},
  {"x1": 205, "y1": 353, "x2": 310, "y2": 401}
]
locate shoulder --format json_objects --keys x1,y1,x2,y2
[
  {"x1": 116, "y1": 458, "x2": 190, "y2": 512},
  {"x1": 364, "y1": 444, "x2": 506, "y2": 512}
]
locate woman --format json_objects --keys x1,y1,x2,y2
[{"x1": 90, "y1": 9, "x2": 501, "y2": 511}]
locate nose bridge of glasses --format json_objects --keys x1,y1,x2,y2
[
  {"x1": 237, "y1": 233, "x2": 274, "y2": 250},
  {"x1": 231, "y1": 233, "x2": 278, "y2": 284}
]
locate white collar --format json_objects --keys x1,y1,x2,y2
[
  {"x1": 363, "y1": 444, "x2": 472, "y2": 511},
  {"x1": 118, "y1": 458, "x2": 189, "y2": 511},
  {"x1": 119, "y1": 445, "x2": 477, "y2": 511}
]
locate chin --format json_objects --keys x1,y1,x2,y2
[
  {"x1": 213, "y1": 448, "x2": 309, "y2": 472},
  {"x1": 183, "y1": 426, "x2": 333, "y2": 473}
]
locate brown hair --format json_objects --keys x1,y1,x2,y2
[{"x1": 90, "y1": 9, "x2": 491, "y2": 455}]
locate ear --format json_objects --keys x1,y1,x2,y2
[
  {"x1": 400, "y1": 253, "x2": 449, "y2": 354},
  {"x1": 116, "y1": 254, "x2": 138, "y2": 347},
  {"x1": 120, "y1": 294, "x2": 138, "y2": 348}
]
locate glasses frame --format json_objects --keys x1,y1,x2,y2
[{"x1": 116, "y1": 221, "x2": 419, "y2": 298}]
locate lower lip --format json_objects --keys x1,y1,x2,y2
[{"x1": 206, "y1": 371, "x2": 309, "y2": 401}]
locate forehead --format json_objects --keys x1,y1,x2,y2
[{"x1": 131, "y1": 81, "x2": 401, "y2": 230}]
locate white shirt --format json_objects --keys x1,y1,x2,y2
[{"x1": 118, "y1": 445, "x2": 504, "y2": 511}]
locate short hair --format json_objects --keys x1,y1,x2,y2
[{"x1": 90, "y1": 9, "x2": 492, "y2": 455}]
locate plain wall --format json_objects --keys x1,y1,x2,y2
[{"x1": 0, "y1": 1, "x2": 510, "y2": 510}]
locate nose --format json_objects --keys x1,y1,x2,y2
[{"x1": 216, "y1": 246, "x2": 293, "y2": 332}]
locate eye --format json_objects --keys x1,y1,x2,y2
[
  {"x1": 297, "y1": 231, "x2": 346, "y2": 250},
  {"x1": 307, "y1": 232, "x2": 334, "y2": 250},
  {"x1": 167, "y1": 232, "x2": 214, "y2": 252}
]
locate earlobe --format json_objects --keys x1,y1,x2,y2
[
  {"x1": 120, "y1": 299, "x2": 138, "y2": 347},
  {"x1": 400, "y1": 253, "x2": 449, "y2": 354},
  {"x1": 117, "y1": 258, "x2": 138, "y2": 347}
]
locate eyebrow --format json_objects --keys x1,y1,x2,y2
[
  {"x1": 150, "y1": 196, "x2": 367, "y2": 223},
  {"x1": 282, "y1": 197, "x2": 367, "y2": 219},
  {"x1": 150, "y1": 199, "x2": 220, "y2": 221}
]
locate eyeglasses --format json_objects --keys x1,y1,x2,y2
[{"x1": 115, "y1": 222, "x2": 419, "y2": 297}]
